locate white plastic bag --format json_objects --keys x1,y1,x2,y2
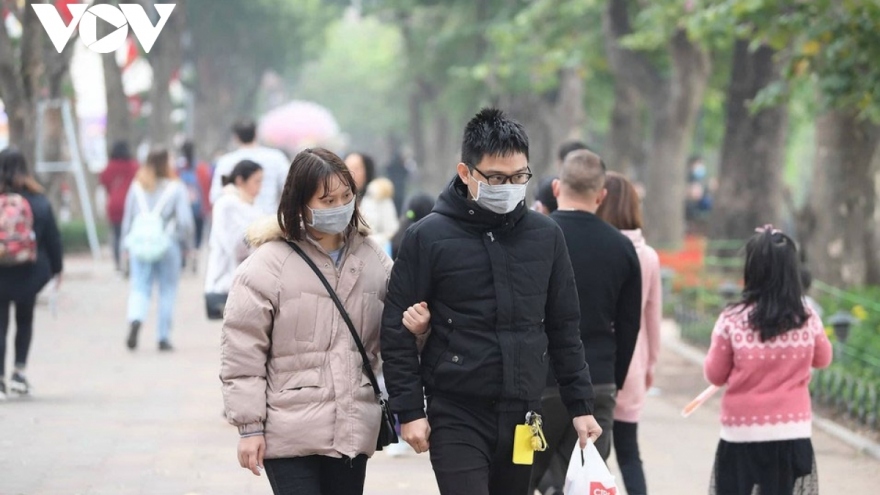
[{"x1": 563, "y1": 439, "x2": 618, "y2": 495}]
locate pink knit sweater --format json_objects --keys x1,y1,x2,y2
[
  {"x1": 704, "y1": 305, "x2": 833, "y2": 442},
  {"x1": 614, "y1": 229, "x2": 662, "y2": 423}
]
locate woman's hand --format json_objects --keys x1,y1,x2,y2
[
  {"x1": 238, "y1": 435, "x2": 266, "y2": 476},
  {"x1": 403, "y1": 302, "x2": 430, "y2": 335}
]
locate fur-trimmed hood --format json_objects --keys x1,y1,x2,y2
[{"x1": 246, "y1": 215, "x2": 285, "y2": 248}]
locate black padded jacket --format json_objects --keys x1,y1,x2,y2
[{"x1": 381, "y1": 176, "x2": 594, "y2": 423}]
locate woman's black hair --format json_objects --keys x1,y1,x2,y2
[
  {"x1": 221, "y1": 159, "x2": 262, "y2": 187},
  {"x1": 737, "y1": 228, "x2": 809, "y2": 341},
  {"x1": 278, "y1": 148, "x2": 362, "y2": 241},
  {"x1": 109, "y1": 141, "x2": 132, "y2": 161},
  {"x1": 390, "y1": 193, "x2": 435, "y2": 260},
  {"x1": 0, "y1": 148, "x2": 41, "y2": 194},
  {"x1": 347, "y1": 152, "x2": 376, "y2": 188}
]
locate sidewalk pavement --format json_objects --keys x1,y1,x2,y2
[{"x1": 1, "y1": 255, "x2": 878, "y2": 494}]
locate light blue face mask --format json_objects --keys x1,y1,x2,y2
[{"x1": 308, "y1": 198, "x2": 355, "y2": 234}]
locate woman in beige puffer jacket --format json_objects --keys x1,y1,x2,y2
[{"x1": 220, "y1": 148, "x2": 393, "y2": 495}]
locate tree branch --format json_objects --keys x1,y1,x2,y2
[
  {"x1": 20, "y1": 0, "x2": 44, "y2": 101},
  {"x1": 0, "y1": 2, "x2": 22, "y2": 103},
  {"x1": 603, "y1": 0, "x2": 665, "y2": 104}
]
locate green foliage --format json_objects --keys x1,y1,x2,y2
[
  {"x1": 59, "y1": 220, "x2": 108, "y2": 254},
  {"x1": 187, "y1": 0, "x2": 337, "y2": 79},
  {"x1": 685, "y1": 0, "x2": 880, "y2": 122},
  {"x1": 476, "y1": 0, "x2": 604, "y2": 94},
  {"x1": 817, "y1": 286, "x2": 880, "y2": 380},
  {"x1": 294, "y1": 15, "x2": 407, "y2": 150}
]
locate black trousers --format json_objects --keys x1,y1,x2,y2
[
  {"x1": 428, "y1": 394, "x2": 537, "y2": 495},
  {"x1": 111, "y1": 222, "x2": 123, "y2": 270},
  {"x1": 263, "y1": 455, "x2": 368, "y2": 495},
  {"x1": 0, "y1": 295, "x2": 37, "y2": 376},
  {"x1": 531, "y1": 384, "x2": 617, "y2": 493},
  {"x1": 614, "y1": 420, "x2": 648, "y2": 495}
]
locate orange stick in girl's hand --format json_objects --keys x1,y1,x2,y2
[{"x1": 682, "y1": 385, "x2": 721, "y2": 417}]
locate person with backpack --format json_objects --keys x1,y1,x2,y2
[
  {"x1": 704, "y1": 226, "x2": 832, "y2": 495},
  {"x1": 220, "y1": 148, "x2": 393, "y2": 495},
  {"x1": 99, "y1": 141, "x2": 139, "y2": 272},
  {"x1": 122, "y1": 148, "x2": 195, "y2": 352},
  {"x1": 0, "y1": 148, "x2": 63, "y2": 399}
]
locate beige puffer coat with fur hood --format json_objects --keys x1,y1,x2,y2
[{"x1": 220, "y1": 217, "x2": 393, "y2": 459}]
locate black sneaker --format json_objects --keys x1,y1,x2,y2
[
  {"x1": 158, "y1": 340, "x2": 174, "y2": 352},
  {"x1": 10, "y1": 372, "x2": 29, "y2": 395},
  {"x1": 0, "y1": 380, "x2": 7, "y2": 401},
  {"x1": 127, "y1": 321, "x2": 141, "y2": 350}
]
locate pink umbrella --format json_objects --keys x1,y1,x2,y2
[{"x1": 257, "y1": 100, "x2": 341, "y2": 153}]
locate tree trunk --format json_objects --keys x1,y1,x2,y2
[
  {"x1": 709, "y1": 41, "x2": 788, "y2": 250},
  {"x1": 642, "y1": 31, "x2": 710, "y2": 248},
  {"x1": 147, "y1": 0, "x2": 185, "y2": 148},
  {"x1": 97, "y1": 0, "x2": 133, "y2": 149},
  {"x1": 500, "y1": 67, "x2": 585, "y2": 180},
  {"x1": 605, "y1": 81, "x2": 644, "y2": 177},
  {"x1": 103, "y1": 52, "x2": 133, "y2": 150},
  {"x1": 0, "y1": 1, "x2": 44, "y2": 168},
  {"x1": 192, "y1": 57, "x2": 262, "y2": 158},
  {"x1": 604, "y1": 0, "x2": 710, "y2": 248},
  {"x1": 804, "y1": 111, "x2": 880, "y2": 287}
]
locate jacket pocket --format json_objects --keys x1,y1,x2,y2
[
  {"x1": 272, "y1": 367, "x2": 325, "y2": 406},
  {"x1": 294, "y1": 292, "x2": 320, "y2": 342},
  {"x1": 278, "y1": 367, "x2": 323, "y2": 390}
]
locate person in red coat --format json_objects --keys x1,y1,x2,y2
[{"x1": 99, "y1": 141, "x2": 139, "y2": 271}]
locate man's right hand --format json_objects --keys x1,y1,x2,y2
[{"x1": 401, "y1": 418, "x2": 431, "y2": 454}]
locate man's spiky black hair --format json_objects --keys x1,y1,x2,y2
[{"x1": 461, "y1": 108, "x2": 529, "y2": 168}]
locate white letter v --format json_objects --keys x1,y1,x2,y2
[
  {"x1": 120, "y1": 4, "x2": 176, "y2": 54},
  {"x1": 31, "y1": 4, "x2": 88, "y2": 53}
]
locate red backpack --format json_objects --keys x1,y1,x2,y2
[{"x1": 0, "y1": 193, "x2": 38, "y2": 265}]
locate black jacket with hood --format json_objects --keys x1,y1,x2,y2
[{"x1": 381, "y1": 176, "x2": 594, "y2": 423}]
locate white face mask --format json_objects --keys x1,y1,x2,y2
[
  {"x1": 470, "y1": 175, "x2": 527, "y2": 214},
  {"x1": 308, "y1": 198, "x2": 355, "y2": 234}
]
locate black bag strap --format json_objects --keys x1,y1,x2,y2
[{"x1": 285, "y1": 241, "x2": 383, "y2": 400}]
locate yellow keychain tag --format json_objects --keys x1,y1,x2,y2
[
  {"x1": 512, "y1": 411, "x2": 548, "y2": 465},
  {"x1": 512, "y1": 424, "x2": 536, "y2": 465}
]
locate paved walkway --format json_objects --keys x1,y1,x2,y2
[{"x1": 1, "y1": 255, "x2": 877, "y2": 494}]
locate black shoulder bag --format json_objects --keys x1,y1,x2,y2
[{"x1": 285, "y1": 241, "x2": 398, "y2": 450}]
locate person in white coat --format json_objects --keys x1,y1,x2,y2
[{"x1": 205, "y1": 160, "x2": 264, "y2": 303}]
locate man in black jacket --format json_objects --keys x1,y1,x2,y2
[
  {"x1": 381, "y1": 108, "x2": 600, "y2": 495},
  {"x1": 531, "y1": 149, "x2": 642, "y2": 492}
]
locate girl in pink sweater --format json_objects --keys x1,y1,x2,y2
[
  {"x1": 704, "y1": 226, "x2": 832, "y2": 495},
  {"x1": 597, "y1": 172, "x2": 661, "y2": 495}
]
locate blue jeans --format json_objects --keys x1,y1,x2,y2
[{"x1": 127, "y1": 245, "x2": 182, "y2": 342}]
